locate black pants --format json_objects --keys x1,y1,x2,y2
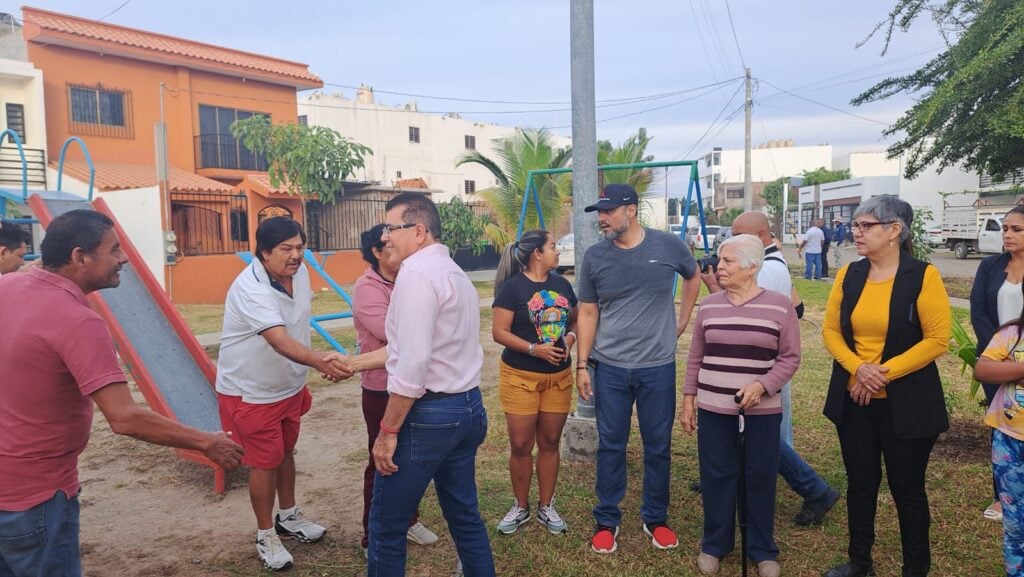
[
  {"x1": 837, "y1": 398, "x2": 937, "y2": 576},
  {"x1": 821, "y1": 245, "x2": 831, "y2": 277}
]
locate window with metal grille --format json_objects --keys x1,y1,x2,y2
[
  {"x1": 726, "y1": 188, "x2": 744, "y2": 199},
  {"x1": 67, "y1": 84, "x2": 132, "y2": 138},
  {"x1": 5, "y1": 104, "x2": 24, "y2": 143},
  {"x1": 465, "y1": 180, "x2": 476, "y2": 194},
  {"x1": 409, "y1": 126, "x2": 420, "y2": 143},
  {"x1": 298, "y1": 115, "x2": 308, "y2": 126},
  {"x1": 464, "y1": 135, "x2": 475, "y2": 150}
]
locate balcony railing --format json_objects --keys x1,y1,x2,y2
[
  {"x1": 195, "y1": 133, "x2": 267, "y2": 172},
  {"x1": 0, "y1": 146, "x2": 47, "y2": 189}
]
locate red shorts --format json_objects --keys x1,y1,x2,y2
[{"x1": 217, "y1": 387, "x2": 313, "y2": 469}]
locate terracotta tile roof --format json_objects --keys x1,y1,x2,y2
[
  {"x1": 58, "y1": 160, "x2": 234, "y2": 193},
  {"x1": 23, "y1": 7, "x2": 322, "y2": 89},
  {"x1": 396, "y1": 178, "x2": 429, "y2": 189},
  {"x1": 241, "y1": 173, "x2": 293, "y2": 197}
]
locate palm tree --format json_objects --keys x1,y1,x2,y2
[
  {"x1": 456, "y1": 128, "x2": 571, "y2": 246},
  {"x1": 598, "y1": 128, "x2": 657, "y2": 224}
]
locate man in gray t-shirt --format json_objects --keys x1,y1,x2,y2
[{"x1": 575, "y1": 184, "x2": 700, "y2": 554}]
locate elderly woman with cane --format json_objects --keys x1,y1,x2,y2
[
  {"x1": 681, "y1": 234, "x2": 801, "y2": 577},
  {"x1": 822, "y1": 195, "x2": 950, "y2": 577}
]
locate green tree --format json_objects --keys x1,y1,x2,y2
[
  {"x1": 800, "y1": 167, "x2": 851, "y2": 186},
  {"x1": 719, "y1": 207, "x2": 743, "y2": 226},
  {"x1": 910, "y1": 206, "x2": 934, "y2": 261},
  {"x1": 436, "y1": 197, "x2": 491, "y2": 256},
  {"x1": 455, "y1": 128, "x2": 571, "y2": 247},
  {"x1": 853, "y1": 0, "x2": 1024, "y2": 179},
  {"x1": 598, "y1": 129, "x2": 658, "y2": 224},
  {"x1": 231, "y1": 115, "x2": 372, "y2": 203}
]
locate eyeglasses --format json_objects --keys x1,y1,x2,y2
[
  {"x1": 850, "y1": 220, "x2": 893, "y2": 232},
  {"x1": 381, "y1": 223, "x2": 416, "y2": 237}
]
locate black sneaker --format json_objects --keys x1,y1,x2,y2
[{"x1": 795, "y1": 488, "x2": 840, "y2": 526}]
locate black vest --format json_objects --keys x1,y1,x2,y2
[{"x1": 823, "y1": 251, "x2": 949, "y2": 439}]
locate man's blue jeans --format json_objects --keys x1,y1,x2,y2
[
  {"x1": 778, "y1": 382, "x2": 830, "y2": 501},
  {"x1": 0, "y1": 490, "x2": 80, "y2": 577},
  {"x1": 367, "y1": 388, "x2": 494, "y2": 577},
  {"x1": 592, "y1": 360, "x2": 676, "y2": 528},
  {"x1": 804, "y1": 252, "x2": 822, "y2": 279}
]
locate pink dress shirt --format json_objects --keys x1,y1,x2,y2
[{"x1": 385, "y1": 243, "x2": 482, "y2": 398}]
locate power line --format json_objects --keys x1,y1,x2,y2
[
  {"x1": 757, "y1": 78, "x2": 890, "y2": 126},
  {"x1": 322, "y1": 79, "x2": 740, "y2": 107},
  {"x1": 97, "y1": 0, "x2": 132, "y2": 22},
  {"x1": 723, "y1": 0, "x2": 747, "y2": 69}
]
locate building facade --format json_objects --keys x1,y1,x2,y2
[{"x1": 698, "y1": 140, "x2": 833, "y2": 211}]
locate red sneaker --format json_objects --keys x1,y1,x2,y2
[
  {"x1": 643, "y1": 522, "x2": 679, "y2": 550},
  {"x1": 590, "y1": 525, "x2": 619, "y2": 554}
]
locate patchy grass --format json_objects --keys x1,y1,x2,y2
[
  {"x1": 943, "y1": 276, "x2": 973, "y2": 300},
  {"x1": 204, "y1": 272, "x2": 1000, "y2": 576}
]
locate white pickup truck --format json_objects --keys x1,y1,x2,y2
[{"x1": 941, "y1": 206, "x2": 1004, "y2": 259}]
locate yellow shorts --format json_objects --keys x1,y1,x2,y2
[{"x1": 498, "y1": 361, "x2": 574, "y2": 416}]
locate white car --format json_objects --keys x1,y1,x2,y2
[
  {"x1": 926, "y1": 227, "x2": 943, "y2": 248},
  {"x1": 687, "y1": 225, "x2": 720, "y2": 253},
  {"x1": 556, "y1": 233, "x2": 574, "y2": 273}
]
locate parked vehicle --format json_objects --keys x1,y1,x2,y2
[
  {"x1": 556, "y1": 232, "x2": 574, "y2": 273},
  {"x1": 687, "y1": 225, "x2": 720, "y2": 254},
  {"x1": 926, "y1": 227, "x2": 943, "y2": 248},
  {"x1": 941, "y1": 206, "x2": 1004, "y2": 259}
]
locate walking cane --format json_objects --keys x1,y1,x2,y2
[{"x1": 735, "y1": 393, "x2": 748, "y2": 577}]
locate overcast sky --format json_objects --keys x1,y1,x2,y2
[{"x1": 10, "y1": 1, "x2": 947, "y2": 189}]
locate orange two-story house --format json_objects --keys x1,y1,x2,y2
[{"x1": 22, "y1": 6, "x2": 332, "y2": 302}]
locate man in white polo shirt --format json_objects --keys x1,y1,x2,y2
[{"x1": 216, "y1": 216, "x2": 351, "y2": 571}]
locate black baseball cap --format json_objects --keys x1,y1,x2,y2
[{"x1": 584, "y1": 184, "x2": 639, "y2": 212}]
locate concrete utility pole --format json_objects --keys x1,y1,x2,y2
[
  {"x1": 744, "y1": 67, "x2": 753, "y2": 211},
  {"x1": 563, "y1": 0, "x2": 599, "y2": 462}
]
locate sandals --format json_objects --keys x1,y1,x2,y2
[{"x1": 984, "y1": 502, "x2": 1003, "y2": 522}]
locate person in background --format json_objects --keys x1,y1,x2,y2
[
  {"x1": 352, "y1": 224, "x2": 439, "y2": 554},
  {"x1": 0, "y1": 210, "x2": 243, "y2": 577},
  {"x1": 833, "y1": 217, "x2": 848, "y2": 269},
  {"x1": 820, "y1": 218, "x2": 834, "y2": 278},
  {"x1": 491, "y1": 229, "x2": 577, "y2": 535},
  {"x1": 0, "y1": 221, "x2": 30, "y2": 275},
  {"x1": 974, "y1": 285, "x2": 1024, "y2": 577},
  {"x1": 682, "y1": 233, "x2": 800, "y2": 577},
  {"x1": 797, "y1": 219, "x2": 825, "y2": 280},
  {"x1": 216, "y1": 217, "x2": 350, "y2": 571},
  {"x1": 821, "y1": 195, "x2": 951, "y2": 577},
  {"x1": 971, "y1": 204, "x2": 1024, "y2": 524}
]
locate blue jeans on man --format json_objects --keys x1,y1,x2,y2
[
  {"x1": 592, "y1": 361, "x2": 676, "y2": 528},
  {"x1": 0, "y1": 490, "x2": 80, "y2": 577},
  {"x1": 804, "y1": 252, "x2": 822, "y2": 280},
  {"x1": 779, "y1": 383, "x2": 833, "y2": 504},
  {"x1": 367, "y1": 388, "x2": 494, "y2": 577}
]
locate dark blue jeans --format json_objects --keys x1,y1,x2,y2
[
  {"x1": 698, "y1": 409, "x2": 782, "y2": 563},
  {"x1": 0, "y1": 490, "x2": 81, "y2": 577},
  {"x1": 367, "y1": 388, "x2": 494, "y2": 577},
  {"x1": 592, "y1": 360, "x2": 676, "y2": 528},
  {"x1": 804, "y1": 252, "x2": 822, "y2": 279}
]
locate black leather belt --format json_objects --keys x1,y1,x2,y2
[{"x1": 420, "y1": 387, "x2": 478, "y2": 401}]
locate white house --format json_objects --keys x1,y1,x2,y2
[
  {"x1": 299, "y1": 87, "x2": 571, "y2": 202},
  {"x1": 834, "y1": 151, "x2": 900, "y2": 178},
  {"x1": 698, "y1": 140, "x2": 833, "y2": 210}
]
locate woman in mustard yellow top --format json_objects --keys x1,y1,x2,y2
[{"x1": 821, "y1": 195, "x2": 951, "y2": 577}]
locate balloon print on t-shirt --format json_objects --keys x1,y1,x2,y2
[{"x1": 528, "y1": 290, "x2": 571, "y2": 343}]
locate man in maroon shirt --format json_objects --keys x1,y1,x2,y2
[{"x1": 0, "y1": 210, "x2": 243, "y2": 577}]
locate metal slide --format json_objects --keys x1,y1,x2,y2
[{"x1": 28, "y1": 194, "x2": 229, "y2": 494}]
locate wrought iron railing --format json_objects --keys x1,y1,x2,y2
[
  {"x1": 194, "y1": 133, "x2": 267, "y2": 171},
  {"x1": 170, "y1": 192, "x2": 250, "y2": 256}
]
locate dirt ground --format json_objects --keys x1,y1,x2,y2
[{"x1": 77, "y1": 331, "x2": 505, "y2": 577}]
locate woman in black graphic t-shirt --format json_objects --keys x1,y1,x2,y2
[{"x1": 491, "y1": 229, "x2": 578, "y2": 536}]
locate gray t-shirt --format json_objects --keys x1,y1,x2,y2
[{"x1": 577, "y1": 228, "x2": 698, "y2": 368}]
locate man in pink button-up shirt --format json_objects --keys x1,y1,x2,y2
[{"x1": 366, "y1": 193, "x2": 494, "y2": 577}]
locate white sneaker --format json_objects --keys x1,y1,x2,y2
[
  {"x1": 537, "y1": 502, "x2": 568, "y2": 534},
  {"x1": 275, "y1": 507, "x2": 326, "y2": 543},
  {"x1": 407, "y1": 521, "x2": 439, "y2": 545},
  {"x1": 496, "y1": 502, "x2": 531, "y2": 534},
  {"x1": 257, "y1": 532, "x2": 294, "y2": 571}
]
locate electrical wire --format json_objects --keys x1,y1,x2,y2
[
  {"x1": 723, "y1": 0, "x2": 747, "y2": 69},
  {"x1": 757, "y1": 78, "x2": 889, "y2": 126},
  {"x1": 97, "y1": 0, "x2": 132, "y2": 22}
]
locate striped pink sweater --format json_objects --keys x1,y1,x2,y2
[{"x1": 683, "y1": 289, "x2": 801, "y2": 416}]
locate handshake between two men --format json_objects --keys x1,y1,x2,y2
[{"x1": 312, "y1": 347, "x2": 388, "y2": 383}]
